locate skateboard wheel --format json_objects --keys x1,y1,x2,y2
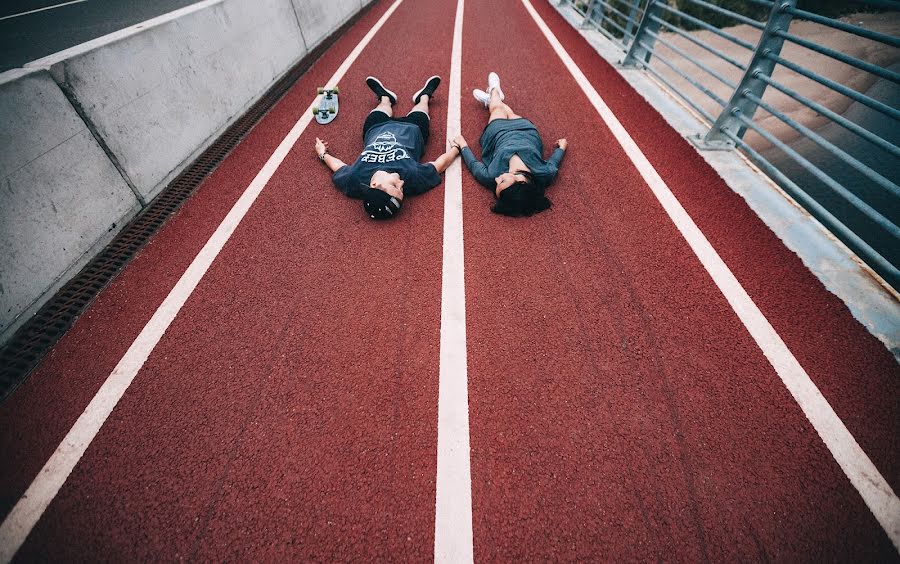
[
  {"x1": 328, "y1": 107, "x2": 336, "y2": 114},
  {"x1": 317, "y1": 87, "x2": 324, "y2": 94},
  {"x1": 332, "y1": 86, "x2": 340, "y2": 94},
  {"x1": 311, "y1": 106, "x2": 319, "y2": 115}
]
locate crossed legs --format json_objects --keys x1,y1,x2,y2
[{"x1": 488, "y1": 87, "x2": 521, "y2": 122}]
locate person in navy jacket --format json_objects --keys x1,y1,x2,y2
[{"x1": 315, "y1": 76, "x2": 460, "y2": 220}]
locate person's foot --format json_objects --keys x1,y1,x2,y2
[
  {"x1": 412, "y1": 75, "x2": 441, "y2": 104},
  {"x1": 487, "y1": 71, "x2": 504, "y2": 100},
  {"x1": 473, "y1": 88, "x2": 490, "y2": 107},
  {"x1": 366, "y1": 76, "x2": 397, "y2": 105}
]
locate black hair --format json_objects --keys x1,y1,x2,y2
[{"x1": 491, "y1": 170, "x2": 552, "y2": 217}]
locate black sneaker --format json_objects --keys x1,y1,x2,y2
[
  {"x1": 412, "y1": 75, "x2": 441, "y2": 104},
  {"x1": 366, "y1": 76, "x2": 397, "y2": 105}
]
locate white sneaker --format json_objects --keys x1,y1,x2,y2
[
  {"x1": 487, "y1": 72, "x2": 504, "y2": 100},
  {"x1": 473, "y1": 88, "x2": 490, "y2": 107}
]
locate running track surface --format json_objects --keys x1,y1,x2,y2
[{"x1": 1, "y1": 0, "x2": 898, "y2": 560}]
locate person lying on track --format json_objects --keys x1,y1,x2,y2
[
  {"x1": 315, "y1": 75, "x2": 460, "y2": 220},
  {"x1": 453, "y1": 72, "x2": 568, "y2": 217}
]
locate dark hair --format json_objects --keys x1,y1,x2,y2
[{"x1": 491, "y1": 171, "x2": 552, "y2": 217}]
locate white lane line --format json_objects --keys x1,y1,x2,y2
[
  {"x1": 521, "y1": 0, "x2": 900, "y2": 552},
  {"x1": 434, "y1": 0, "x2": 474, "y2": 561},
  {"x1": 0, "y1": 2, "x2": 405, "y2": 561},
  {"x1": 0, "y1": 0, "x2": 87, "y2": 22}
]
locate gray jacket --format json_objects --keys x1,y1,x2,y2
[{"x1": 461, "y1": 118, "x2": 565, "y2": 189}]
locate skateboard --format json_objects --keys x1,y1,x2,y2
[{"x1": 312, "y1": 86, "x2": 339, "y2": 124}]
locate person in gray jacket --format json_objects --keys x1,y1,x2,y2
[{"x1": 452, "y1": 72, "x2": 568, "y2": 217}]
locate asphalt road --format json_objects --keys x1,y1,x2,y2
[{"x1": 0, "y1": 0, "x2": 206, "y2": 72}]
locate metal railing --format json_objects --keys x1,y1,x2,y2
[{"x1": 558, "y1": 0, "x2": 900, "y2": 290}]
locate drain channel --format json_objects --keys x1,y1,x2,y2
[{"x1": 0, "y1": 5, "x2": 373, "y2": 402}]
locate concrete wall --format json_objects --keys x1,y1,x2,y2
[
  {"x1": 0, "y1": 0, "x2": 371, "y2": 345},
  {"x1": 0, "y1": 68, "x2": 141, "y2": 339},
  {"x1": 31, "y1": 0, "x2": 307, "y2": 202},
  {"x1": 292, "y1": 0, "x2": 366, "y2": 51}
]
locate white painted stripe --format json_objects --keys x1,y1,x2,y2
[
  {"x1": 0, "y1": 2, "x2": 405, "y2": 561},
  {"x1": 0, "y1": 0, "x2": 87, "y2": 22},
  {"x1": 521, "y1": 0, "x2": 900, "y2": 552},
  {"x1": 434, "y1": 0, "x2": 474, "y2": 561}
]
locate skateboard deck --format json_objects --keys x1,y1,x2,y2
[{"x1": 312, "y1": 86, "x2": 339, "y2": 124}]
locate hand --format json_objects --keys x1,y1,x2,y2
[
  {"x1": 315, "y1": 137, "x2": 328, "y2": 158},
  {"x1": 555, "y1": 138, "x2": 568, "y2": 150},
  {"x1": 453, "y1": 135, "x2": 468, "y2": 148}
]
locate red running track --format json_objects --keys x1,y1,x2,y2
[{"x1": 1, "y1": 0, "x2": 898, "y2": 560}]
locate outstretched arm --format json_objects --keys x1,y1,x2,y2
[
  {"x1": 453, "y1": 135, "x2": 494, "y2": 188},
  {"x1": 548, "y1": 138, "x2": 568, "y2": 168},
  {"x1": 315, "y1": 137, "x2": 348, "y2": 172},
  {"x1": 428, "y1": 141, "x2": 461, "y2": 174}
]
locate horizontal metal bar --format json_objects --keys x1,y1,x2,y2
[
  {"x1": 642, "y1": 62, "x2": 717, "y2": 124},
  {"x1": 607, "y1": 18, "x2": 630, "y2": 37},
  {"x1": 592, "y1": 9, "x2": 630, "y2": 36},
  {"x1": 596, "y1": 0, "x2": 631, "y2": 22},
  {"x1": 765, "y1": 52, "x2": 900, "y2": 121},
  {"x1": 681, "y1": 0, "x2": 765, "y2": 30},
  {"x1": 651, "y1": 15, "x2": 748, "y2": 71},
  {"x1": 645, "y1": 29, "x2": 738, "y2": 88},
  {"x1": 594, "y1": 3, "x2": 640, "y2": 43},
  {"x1": 743, "y1": 90, "x2": 900, "y2": 198},
  {"x1": 756, "y1": 73, "x2": 900, "y2": 160},
  {"x1": 638, "y1": 40, "x2": 729, "y2": 108},
  {"x1": 604, "y1": 0, "x2": 644, "y2": 9},
  {"x1": 774, "y1": 30, "x2": 900, "y2": 85},
  {"x1": 734, "y1": 113, "x2": 900, "y2": 238},
  {"x1": 656, "y1": 3, "x2": 756, "y2": 51},
  {"x1": 785, "y1": 7, "x2": 900, "y2": 48},
  {"x1": 721, "y1": 127, "x2": 900, "y2": 289},
  {"x1": 610, "y1": 0, "x2": 647, "y2": 20},
  {"x1": 564, "y1": 0, "x2": 589, "y2": 17},
  {"x1": 590, "y1": 16, "x2": 628, "y2": 47},
  {"x1": 742, "y1": 0, "x2": 776, "y2": 7}
]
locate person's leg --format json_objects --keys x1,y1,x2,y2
[
  {"x1": 408, "y1": 75, "x2": 440, "y2": 144},
  {"x1": 488, "y1": 88, "x2": 512, "y2": 122},
  {"x1": 366, "y1": 76, "x2": 397, "y2": 110},
  {"x1": 363, "y1": 98, "x2": 393, "y2": 139},
  {"x1": 488, "y1": 88, "x2": 523, "y2": 122},
  {"x1": 411, "y1": 75, "x2": 441, "y2": 106},
  {"x1": 404, "y1": 96, "x2": 431, "y2": 143},
  {"x1": 363, "y1": 77, "x2": 399, "y2": 138},
  {"x1": 372, "y1": 96, "x2": 393, "y2": 117},
  {"x1": 409, "y1": 94, "x2": 429, "y2": 117}
]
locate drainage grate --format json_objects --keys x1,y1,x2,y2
[{"x1": 0, "y1": 5, "x2": 373, "y2": 402}]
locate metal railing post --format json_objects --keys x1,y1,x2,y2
[
  {"x1": 581, "y1": 0, "x2": 598, "y2": 29},
  {"x1": 703, "y1": 0, "x2": 797, "y2": 147},
  {"x1": 623, "y1": 0, "x2": 643, "y2": 46},
  {"x1": 621, "y1": 0, "x2": 666, "y2": 68},
  {"x1": 595, "y1": 1, "x2": 607, "y2": 30}
]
